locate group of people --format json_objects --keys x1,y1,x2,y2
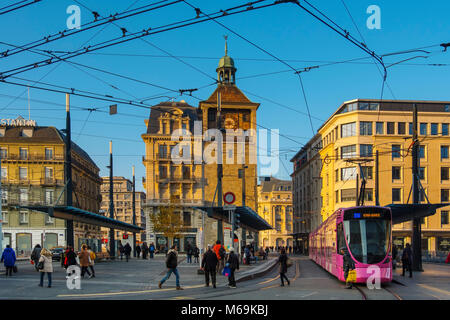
[
  {"x1": 120, "y1": 242, "x2": 156, "y2": 260},
  {"x1": 265, "y1": 245, "x2": 296, "y2": 254}
]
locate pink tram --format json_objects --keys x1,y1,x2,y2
[{"x1": 309, "y1": 206, "x2": 392, "y2": 283}]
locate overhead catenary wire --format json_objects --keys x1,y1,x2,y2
[
  {"x1": 0, "y1": 0, "x2": 182, "y2": 58},
  {"x1": 182, "y1": 0, "x2": 316, "y2": 135},
  {"x1": 0, "y1": 0, "x2": 285, "y2": 79},
  {"x1": 0, "y1": 0, "x2": 41, "y2": 16}
]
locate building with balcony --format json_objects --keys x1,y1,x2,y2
[
  {"x1": 290, "y1": 134, "x2": 323, "y2": 253},
  {"x1": 257, "y1": 177, "x2": 293, "y2": 248},
  {"x1": 0, "y1": 121, "x2": 103, "y2": 254},
  {"x1": 291, "y1": 99, "x2": 450, "y2": 254},
  {"x1": 100, "y1": 176, "x2": 146, "y2": 243}
]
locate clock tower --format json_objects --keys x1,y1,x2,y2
[{"x1": 199, "y1": 39, "x2": 260, "y2": 235}]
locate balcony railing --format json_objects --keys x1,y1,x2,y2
[
  {"x1": 40, "y1": 178, "x2": 65, "y2": 186},
  {"x1": 1, "y1": 154, "x2": 64, "y2": 161}
]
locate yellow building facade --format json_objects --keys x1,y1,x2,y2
[
  {"x1": 304, "y1": 99, "x2": 450, "y2": 253},
  {"x1": 1, "y1": 121, "x2": 103, "y2": 254},
  {"x1": 257, "y1": 177, "x2": 293, "y2": 248}
]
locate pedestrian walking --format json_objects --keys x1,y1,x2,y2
[
  {"x1": 265, "y1": 247, "x2": 269, "y2": 259},
  {"x1": 278, "y1": 248, "x2": 290, "y2": 286},
  {"x1": 118, "y1": 242, "x2": 124, "y2": 260},
  {"x1": 244, "y1": 246, "x2": 251, "y2": 265},
  {"x1": 401, "y1": 243, "x2": 413, "y2": 278},
  {"x1": 158, "y1": 245, "x2": 183, "y2": 290},
  {"x1": 201, "y1": 245, "x2": 218, "y2": 288},
  {"x1": 213, "y1": 240, "x2": 226, "y2": 273},
  {"x1": 186, "y1": 244, "x2": 193, "y2": 264},
  {"x1": 136, "y1": 244, "x2": 141, "y2": 258},
  {"x1": 341, "y1": 247, "x2": 355, "y2": 289},
  {"x1": 37, "y1": 248, "x2": 53, "y2": 287},
  {"x1": 78, "y1": 245, "x2": 93, "y2": 279},
  {"x1": 87, "y1": 246, "x2": 96, "y2": 278},
  {"x1": 31, "y1": 244, "x2": 42, "y2": 272},
  {"x1": 142, "y1": 242, "x2": 149, "y2": 259},
  {"x1": 392, "y1": 244, "x2": 398, "y2": 270},
  {"x1": 1, "y1": 245, "x2": 16, "y2": 277},
  {"x1": 193, "y1": 245, "x2": 200, "y2": 263},
  {"x1": 149, "y1": 242, "x2": 155, "y2": 259},
  {"x1": 124, "y1": 243, "x2": 132, "y2": 262},
  {"x1": 63, "y1": 246, "x2": 77, "y2": 269},
  {"x1": 226, "y1": 247, "x2": 239, "y2": 288}
]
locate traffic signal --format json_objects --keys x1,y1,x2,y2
[
  {"x1": 234, "y1": 212, "x2": 240, "y2": 230},
  {"x1": 123, "y1": 234, "x2": 128, "y2": 239}
]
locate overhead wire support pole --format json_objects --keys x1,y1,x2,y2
[
  {"x1": 411, "y1": 103, "x2": 423, "y2": 272},
  {"x1": 65, "y1": 93, "x2": 74, "y2": 248},
  {"x1": 108, "y1": 141, "x2": 115, "y2": 259}
]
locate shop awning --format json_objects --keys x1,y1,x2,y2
[
  {"x1": 194, "y1": 206, "x2": 272, "y2": 232},
  {"x1": 387, "y1": 203, "x2": 450, "y2": 224},
  {"x1": 15, "y1": 205, "x2": 143, "y2": 233}
]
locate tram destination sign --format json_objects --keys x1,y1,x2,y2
[{"x1": 344, "y1": 208, "x2": 391, "y2": 220}]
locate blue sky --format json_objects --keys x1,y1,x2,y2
[{"x1": 1, "y1": 0, "x2": 449, "y2": 191}]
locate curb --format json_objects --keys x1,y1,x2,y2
[{"x1": 236, "y1": 258, "x2": 278, "y2": 283}]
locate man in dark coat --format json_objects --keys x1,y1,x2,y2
[
  {"x1": 341, "y1": 247, "x2": 355, "y2": 289},
  {"x1": 226, "y1": 247, "x2": 240, "y2": 288},
  {"x1": 141, "y1": 242, "x2": 149, "y2": 259},
  {"x1": 193, "y1": 245, "x2": 200, "y2": 263},
  {"x1": 124, "y1": 243, "x2": 132, "y2": 262},
  {"x1": 159, "y1": 245, "x2": 183, "y2": 290},
  {"x1": 401, "y1": 243, "x2": 412, "y2": 278},
  {"x1": 135, "y1": 244, "x2": 141, "y2": 258},
  {"x1": 202, "y1": 245, "x2": 218, "y2": 288}
]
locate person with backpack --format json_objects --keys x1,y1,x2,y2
[
  {"x1": 402, "y1": 243, "x2": 413, "y2": 278},
  {"x1": 78, "y1": 245, "x2": 93, "y2": 279},
  {"x1": 1, "y1": 245, "x2": 16, "y2": 277},
  {"x1": 158, "y1": 245, "x2": 183, "y2": 290},
  {"x1": 31, "y1": 244, "x2": 41, "y2": 272},
  {"x1": 118, "y1": 242, "x2": 124, "y2": 260},
  {"x1": 213, "y1": 240, "x2": 226, "y2": 273},
  {"x1": 201, "y1": 244, "x2": 218, "y2": 288}
]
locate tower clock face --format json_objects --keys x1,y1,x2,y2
[{"x1": 224, "y1": 117, "x2": 236, "y2": 129}]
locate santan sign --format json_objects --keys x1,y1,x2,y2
[{"x1": 0, "y1": 118, "x2": 37, "y2": 126}]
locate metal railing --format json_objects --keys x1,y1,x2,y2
[
  {"x1": 143, "y1": 198, "x2": 204, "y2": 206},
  {"x1": 1, "y1": 154, "x2": 64, "y2": 161}
]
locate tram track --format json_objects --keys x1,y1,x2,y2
[{"x1": 354, "y1": 283, "x2": 402, "y2": 300}]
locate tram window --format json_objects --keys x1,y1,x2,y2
[{"x1": 337, "y1": 223, "x2": 345, "y2": 253}]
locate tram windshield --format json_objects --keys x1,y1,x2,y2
[{"x1": 344, "y1": 218, "x2": 390, "y2": 264}]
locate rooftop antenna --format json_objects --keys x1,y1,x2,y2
[{"x1": 223, "y1": 35, "x2": 228, "y2": 56}]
